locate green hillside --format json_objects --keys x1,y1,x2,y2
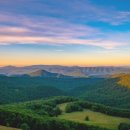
[
  {"x1": 0, "y1": 97, "x2": 112, "y2": 130},
  {"x1": 58, "y1": 103, "x2": 130, "y2": 130},
  {"x1": 70, "y1": 77, "x2": 130, "y2": 109},
  {"x1": 0, "y1": 76, "x2": 66, "y2": 104},
  {"x1": 0, "y1": 97, "x2": 130, "y2": 130},
  {"x1": 0, "y1": 75, "x2": 130, "y2": 109},
  {"x1": 0, "y1": 76, "x2": 102, "y2": 104}
]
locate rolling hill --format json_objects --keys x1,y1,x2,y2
[
  {"x1": 0, "y1": 97, "x2": 130, "y2": 130},
  {"x1": 70, "y1": 75, "x2": 130, "y2": 109},
  {"x1": 0, "y1": 76, "x2": 66, "y2": 104},
  {"x1": 0, "y1": 75, "x2": 130, "y2": 109}
]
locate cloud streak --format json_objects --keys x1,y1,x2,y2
[
  {"x1": 0, "y1": 13, "x2": 103, "y2": 48},
  {"x1": 0, "y1": 13, "x2": 128, "y2": 49},
  {"x1": 0, "y1": 0, "x2": 130, "y2": 49},
  {"x1": 0, "y1": 34, "x2": 125, "y2": 49}
]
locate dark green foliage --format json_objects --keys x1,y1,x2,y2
[
  {"x1": 85, "y1": 116, "x2": 89, "y2": 121},
  {"x1": 0, "y1": 76, "x2": 67, "y2": 104},
  {"x1": 118, "y1": 123, "x2": 130, "y2": 130},
  {"x1": 20, "y1": 123, "x2": 30, "y2": 130},
  {"x1": 70, "y1": 78, "x2": 130, "y2": 109},
  {"x1": 53, "y1": 107, "x2": 62, "y2": 116},
  {"x1": 0, "y1": 76, "x2": 130, "y2": 109},
  {"x1": 65, "y1": 103, "x2": 83, "y2": 113},
  {"x1": 29, "y1": 103, "x2": 61, "y2": 117},
  {"x1": 26, "y1": 96, "x2": 76, "y2": 117}
]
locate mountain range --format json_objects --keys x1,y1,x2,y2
[
  {"x1": 0, "y1": 65, "x2": 130, "y2": 77},
  {"x1": 27, "y1": 69, "x2": 68, "y2": 78}
]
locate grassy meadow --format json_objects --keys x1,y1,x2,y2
[
  {"x1": 58, "y1": 103, "x2": 130, "y2": 130},
  {"x1": 0, "y1": 125, "x2": 20, "y2": 130}
]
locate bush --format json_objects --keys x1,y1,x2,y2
[
  {"x1": 85, "y1": 116, "x2": 89, "y2": 121},
  {"x1": 53, "y1": 107, "x2": 62, "y2": 116},
  {"x1": 20, "y1": 123, "x2": 30, "y2": 130},
  {"x1": 65, "y1": 103, "x2": 83, "y2": 113},
  {"x1": 118, "y1": 123, "x2": 130, "y2": 130}
]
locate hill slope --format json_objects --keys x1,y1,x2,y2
[
  {"x1": 58, "y1": 103, "x2": 130, "y2": 130},
  {"x1": 0, "y1": 97, "x2": 111, "y2": 130},
  {"x1": 0, "y1": 76, "x2": 66, "y2": 104},
  {"x1": 0, "y1": 97, "x2": 130, "y2": 130},
  {"x1": 112, "y1": 74, "x2": 130, "y2": 88},
  {"x1": 70, "y1": 76, "x2": 130, "y2": 109},
  {"x1": 0, "y1": 125, "x2": 20, "y2": 130},
  {"x1": 0, "y1": 75, "x2": 130, "y2": 109}
]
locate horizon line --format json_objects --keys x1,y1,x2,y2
[{"x1": 0, "y1": 64, "x2": 130, "y2": 68}]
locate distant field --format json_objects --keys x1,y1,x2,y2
[
  {"x1": 0, "y1": 125, "x2": 20, "y2": 130},
  {"x1": 58, "y1": 103, "x2": 130, "y2": 130}
]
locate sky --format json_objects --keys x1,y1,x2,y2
[{"x1": 0, "y1": 0, "x2": 130, "y2": 66}]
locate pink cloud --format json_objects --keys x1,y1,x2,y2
[
  {"x1": 0, "y1": 26, "x2": 29, "y2": 34},
  {"x1": 0, "y1": 35, "x2": 124, "y2": 49},
  {"x1": 0, "y1": 12, "x2": 128, "y2": 49}
]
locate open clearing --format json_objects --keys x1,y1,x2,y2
[
  {"x1": 58, "y1": 103, "x2": 130, "y2": 130},
  {"x1": 0, "y1": 125, "x2": 20, "y2": 130}
]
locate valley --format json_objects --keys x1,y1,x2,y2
[
  {"x1": 0, "y1": 66, "x2": 130, "y2": 130},
  {"x1": 0, "y1": 73, "x2": 130, "y2": 109},
  {"x1": 1, "y1": 0, "x2": 130, "y2": 129}
]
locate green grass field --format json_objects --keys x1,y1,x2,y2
[
  {"x1": 58, "y1": 103, "x2": 130, "y2": 130},
  {"x1": 0, "y1": 125, "x2": 20, "y2": 130}
]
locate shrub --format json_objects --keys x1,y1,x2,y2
[
  {"x1": 53, "y1": 107, "x2": 62, "y2": 116},
  {"x1": 65, "y1": 103, "x2": 83, "y2": 113},
  {"x1": 85, "y1": 116, "x2": 89, "y2": 121},
  {"x1": 20, "y1": 123, "x2": 30, "y2": 130},
  {"x1": 118, "y1": 123, "x2": 130, "y2": 130}
]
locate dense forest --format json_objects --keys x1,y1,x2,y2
[
  {"x1": 0, "y1": 75, "x2": 130, "y2": 109},
  {"x1": 71, "y1": 78, "x2": 130, "y2": 109}
]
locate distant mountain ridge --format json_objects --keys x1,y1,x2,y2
[
  {"x1": 0, "y1": 65, "x2": 130, "y2": 77},
  {"x1": 28, "y1": 69, "x2": 68, "y2": 78}
]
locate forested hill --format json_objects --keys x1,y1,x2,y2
[
  {"x1": 70, "y1": 76, "x2": 130, "y2": 109},
  {"x1": 0, "y1": 76, "x2": 66, "y2": 104},
  {"x1": 0, "y1": 76, "x2": 95, "y2": 104},
  {"x1": 112, "y1": 74, "x2": 130, "y2": 88},
  {"x1": 0, "y1": 75, "x2": 130, "y2": 109}
]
